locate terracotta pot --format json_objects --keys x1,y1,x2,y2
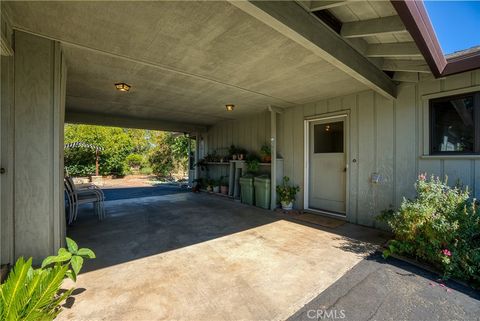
[
  {"x1": 262, "y1": 155, "x2": 272, "y2": 163},
  {"x1": 238, "y1": 154, "x2": 244, "y2": 160},
  {"x1": 220, "y1": 185, "x2": 228, "y2": 194}
]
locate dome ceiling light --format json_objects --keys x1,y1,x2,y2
[{"x1": 115, "y1": 82, "x2": 131, "y2": 92}]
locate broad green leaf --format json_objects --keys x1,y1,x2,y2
[
  {"x1": 77, "y1": 248, "x2": 96, "y2": 259},
  {"x1": 66, "y1": 237, "x2": 78, "y2": 254},
  {"x1": 41, "y1": 256, "x2": 57, "y2": 269},
  {"x1": 71, "y1": 256, "x2": 84, "y2": 277},
  {"x1": 57, "y1": 248, "x2": 73, "y2": 262}
]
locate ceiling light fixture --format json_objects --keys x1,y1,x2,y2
[
  {"x1": 115, "y1": 82, "x2": 131, "y2": 92},
  {"x1": 225, "y1": 104, "x2": 235, "y2": 111}
]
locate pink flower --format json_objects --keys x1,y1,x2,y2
[
  {"x1": 441, "y1": 249, "x2": 451, "y2": 257},
  {"x1": 418, "y1": 173, "x2": 427, "y2": 181}
]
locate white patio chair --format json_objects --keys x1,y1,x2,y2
[{"x1": 64, "y1": 177, "x2": 105, "y2": 223}]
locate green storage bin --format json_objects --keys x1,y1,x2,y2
[
  {"x1": 254, "y1": 175, "x2": 271, "y2": 209},
  {"x1": 239, "y1": 175, "x2": 254, "y2": 205}
]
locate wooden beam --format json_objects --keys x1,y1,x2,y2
[
  {"x1": 267, "y1": 105, "x2": 284, "y2": 114},
  {"x1": 341, "y1": 15, "x2": 406, "y2": 38},
  {"x1": 366, "y1": 42, "x2": 422, "y2": 58},
  {"x1": 65, "y1": 112, "x2": 208, "y2": 133},
  {"x1": 0, "y1": 35, "x2": 13, "y2": 56},
  {"x1": 392, "y1": 71, "x2": 419, "y2": 83},
  {"x1": 229, "y1": 0, "x2": 396, "y2": 99},
  {"x1": 382, "y1": 59, "x2": 430, "y2": 73},
  {"x1": 309, "y1": 0, "x2": 348, "y2": 11}
]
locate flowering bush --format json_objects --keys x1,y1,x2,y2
[{"x1": 378, "y1": 174, "x2": 480, "y2": 286}]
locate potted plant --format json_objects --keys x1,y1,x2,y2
[
  {"x1": 229, "y1": 145, "x2": 238, "y2": 160},
  {"x1": 220, "y1": 176, "x2": 229, "y2": 195},
  {"x1": 192, "y1": 178, "x2": 203, "y2": 192},
  {"x1": 237, "y1": 148, "x2": 247, "y2": 161},
  {"x1": 260, "y1": 144, "x2": 271, "y2": 163},
  {"x1": 245, "y1": 153, "x2": 261, "y2": 174},
  {"x1": 276, "y1": 176, "x2": 300, "y2": 210},
  {"x1": 213, "y1": 179, "x2": 220, "y2": 193},
  {"x1": 206, "y1": 179, "x2": 214, "y2": 192}
]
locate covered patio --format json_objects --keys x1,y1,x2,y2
[
  {"x1": 61, "y1": 189, "x2": 386, "y2": 320},
  {"x1": 2, "y1": 0, "x2": 480, "y2": 319}
]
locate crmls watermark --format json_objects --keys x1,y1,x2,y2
[{"x1": 306, "y1": 309, "x2": 346, "y2": 320}]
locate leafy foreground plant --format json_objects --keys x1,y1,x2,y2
[
  {"x1": 0, "y1": 237, "x2": 95, "y2": 321},
  {"x1": 378, "y1": 174, "x2": 480, "y2": 287}
]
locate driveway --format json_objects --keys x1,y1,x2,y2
[
  {"x1": 61, "y1": 189, "x2": 387, "y2": 321},
  {"x1": 289, "y1": 253, "x2": 480, "y2": 321}
]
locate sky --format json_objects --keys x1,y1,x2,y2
[{"x1": 424, "y1": 1, "x2": 480, "y2": 54}]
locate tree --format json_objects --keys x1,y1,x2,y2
[
  {"x1": 149, "y1": 132, "x2": 175, "y2": 177},
  {"x1": 64, "y1": 124, "x2": 134, "y2": 176}
]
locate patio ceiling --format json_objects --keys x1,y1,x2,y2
[{"x1": 5, "y1": 1, "x2": 400, "y2": 131}]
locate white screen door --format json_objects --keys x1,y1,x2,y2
[{"x1": 308, "y1": 116, "x2": 346, "y2": 214}]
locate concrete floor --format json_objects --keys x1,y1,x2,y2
[{"x1": 60, "y1": 189, "x2": 387, "y2": 321}]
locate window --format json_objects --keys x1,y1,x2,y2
[
  {"x1": 313, "y1": 121, "x2": 344, "y2": 153},
  {"x1": 430, "y1": 92, "x2": 480, "y2": 154}
]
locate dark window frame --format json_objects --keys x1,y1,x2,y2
[{"x1": 429, "y1": 91, "x2": 480, "y2": 155}]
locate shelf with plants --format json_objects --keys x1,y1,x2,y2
[{"x1": 205, "y1": 162, "x2": 230, "y2": 165}]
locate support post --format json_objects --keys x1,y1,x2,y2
[
  {"x1": 270, "y1": 108, "x2": 277, "y2": 210},
  {"x1": 95, "y1": 148, "x2": 99, "y2": 176},
  {"x1": 194, "y1": 132, "x2": 199, "y2": 185}
]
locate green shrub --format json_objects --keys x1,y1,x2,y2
[
  {"x1": 65, "y1": 164, "x2": 96, "y2": 177},
  {"x1": 378, "y1": 174, "x2": 480, "y2": 286},
  {"x1": 126, "y1": 154, "x2": 143, "y2": 169},
  {"x1": 140, "y1": 167, "x2": 153, "y2": 175},
  {"x1": 0, "y1": 238, "x2": 95, "y2": 321}
]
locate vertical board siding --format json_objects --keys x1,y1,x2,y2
[
  {"x1": 374, "y1": 93, "x2": 395, "y2": 229},
  {"x1": 205, "y1": 111, "x2": 271, "y2": 155},
  {"x1": 202, "y1": 70, "x2": 480, "y2": 227},
  {"x1": 203, "y1": 111, "x2": 271, "y2": 181},
  {"x1": 277, "y1": 70, "x2": 479, "y2": 227},
  {"x1": 357, "y1": 91, "x2": 376, "y2": 226},
  {"x1": 394, "y1": 84, "x2": 418, "y2": 207}
]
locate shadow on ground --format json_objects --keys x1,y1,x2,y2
[{"x1": 102, "y1": 184, "x2": 188, "y2": 201}]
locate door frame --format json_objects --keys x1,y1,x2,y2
[{"x1": 304, "y1": 111, "x2": 350, "y2": 219}]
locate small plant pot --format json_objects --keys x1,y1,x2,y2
[
  {"x1": 213, "y1": 186, "x2": 220, "y2": 193},
  {"x1": 206, "y1": 186, "x2": 213, "y2": 192},
  {"x1": 238, "y1": 154, "x2": 244, "y2": 160},
  {"x1": 262, "y1": 155, "x2": 272, "y2": 163},
  {"x1": 232, "y1": 154, "x2": 238, "y2": 160},
  {"x1": 220, "y1": 185, "x2": 229, "y2": 195},
  {"x1": 281, "y1": 201, "x2": 293, "y2": 210}
]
